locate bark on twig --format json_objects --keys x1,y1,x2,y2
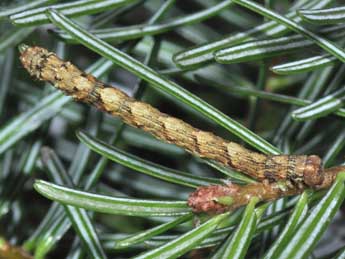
[
  {"x1": 188, "y1": 166, "x2": 345, "y2": 214},
  {"x1": 0, "y1": 239, "x2": 33, "y2": 259}
]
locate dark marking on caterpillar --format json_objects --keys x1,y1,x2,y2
[{"x1": 20, "y1": 45, "x2": 324, "y2": 188}]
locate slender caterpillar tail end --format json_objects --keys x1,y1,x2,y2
[
  {"x1": 19, "y1": 45, "x2": 51, "y2": 80},
  {"x1": 19, "y1": 45, "x2": 98, "y2": 101}
]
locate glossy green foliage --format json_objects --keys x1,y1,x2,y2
[
  {"x1": 1, "y1": 0, "x2": 345, "y2": 258},
  {"x1": 299, "y1": 5, "x2": 345, "y2": 24}
]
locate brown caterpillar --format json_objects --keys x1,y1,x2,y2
[{"x1": 19, "y1": 45, "x2": 323, "y2": 188}]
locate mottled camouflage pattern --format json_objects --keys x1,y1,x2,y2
[{"x1": 20, "y1": 45, "x2": 324, "y2": 189}]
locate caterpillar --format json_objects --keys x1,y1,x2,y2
[{"x1": 19, "y1": 45, "x2": 324, "y2": 188}]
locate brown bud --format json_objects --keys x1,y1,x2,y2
[{"x1": 187, "y1": 184, "x2": 239, "y2": 214}]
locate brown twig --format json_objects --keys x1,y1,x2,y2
[
  {"x1": 19, "y1": 45, "x2": 323, "y2": 188},
  {"x1": 188, "y1": 166, "x2": 345, "y2": 214},
  {"x1": 0, "y1": 239, "x2": 33, "y2": 259}
]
